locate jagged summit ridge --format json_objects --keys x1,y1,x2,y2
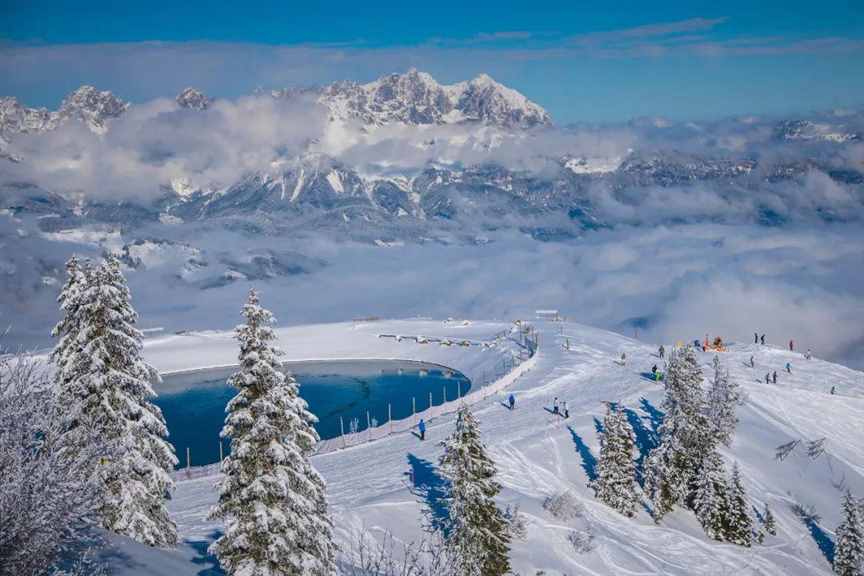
[
  {"x1": 0, "y1": 85, "x2": 127, "y2": 137},
  {"x1": 176, "y1": 88, "x2": 211, "y2": 111},
  {"x1": 277, "y1": 68, "x2": 552, "y2": 129}
]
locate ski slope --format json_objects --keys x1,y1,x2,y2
[{"x1": 100, "y1": 319, "x2": 864, "y2": 575}]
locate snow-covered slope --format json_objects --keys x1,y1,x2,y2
[{"x1": 94, "y1": 318, "x2": 864, "y2": 575}]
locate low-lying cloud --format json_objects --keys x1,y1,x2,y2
[{"x1": 4, "y1": 213, "x2": 862, "y2": 370}]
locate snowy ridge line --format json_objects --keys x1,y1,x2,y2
[
  {"x1": 314, "y1": 349, "x2": 537, "y2": 455},
  {"x1": 170, "y1": 345, "x2": 537, "y2": 481}
]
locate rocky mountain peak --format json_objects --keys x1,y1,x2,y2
[
  {"x1": 316, "y1": 69, "x2": 551, "y2": 129},
  {"x1": 177, "y1": 87, "x2": 211, "y2": 111},
  {"x1": 57, "y1": 85, "x2": 128, "y2": 133}
]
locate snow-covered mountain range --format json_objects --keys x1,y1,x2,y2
[
  {"x1": 1, "y1": 71, "x2": 863, "y2": 348},
  {"x1": 270, "y1": 68, "x2": 551, "y2": 128},
  {"x1": 0, "y1": 85, "x2": 128, "y2": 138}
]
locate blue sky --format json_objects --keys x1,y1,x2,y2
[{"x1": 1, "y1": 0, "x2": 862, "y2": 122}]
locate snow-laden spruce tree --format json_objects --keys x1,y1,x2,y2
[
  {"x1": 51, "y1": 255, "x2": 177, "y2": 546},
  {"x1": 706, "y1": 355, "x2": 741, "y2": 447},
  {"x1": 593, "y1": 403, "x2": 638, "y2": 517},
  {"x1": 439, "y1": 403, "x2": 511, "y2": 576},
  {"x1": 209, "y1": 289, "x2": 336, "y2": 576},
  {"x1": 51, "y1": 255, "x2": 90, "y2": 394},
  {"x1": 645, "y1": 346, "x2": 711, "y2": 519},
  {"x1": 834, "y1": 491, "x2": 864, "y2": 576},
  {"x1": 691, "y1": 451, "x2": 730, "y2": 541},
  {"x1": 724, "y1": 463, "x2": 753, "y2": 546}
]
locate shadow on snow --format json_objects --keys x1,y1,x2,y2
[
  {"x1": 407, "y1": 453, "x2": 451, "y2": 535},
  {"x1": 792, "y1": 503, "x2": 835, "y2": 564},
  {"x1": 567, "y1": 426, "x2": 598, "y2": 483}
]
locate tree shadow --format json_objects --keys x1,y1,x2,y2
[
  {"x1": 593, "y1": 416, "x2": 604, "y2": 436},
  {"x1": 187, "y1": 531, "x2": 224, "y2": 576},
  {"x1": 792, "y1": 503, "x2": 834, "y2": 564},
  {"x1": 568, "y1": 426, "x2": 598, "y2": 483},
  {"x1": 639, "y1": 397, "x2": 664, "y2": 434},
  {"x1": 407, "y1": 453, "x2": 451, "y2": 534},
  {"x1": 622, "y1": 407, "x2": 658, "y2": 487}
]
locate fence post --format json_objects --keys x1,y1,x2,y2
[
  {"x1": 429, "y1": 391, "x2": 433, "y2": 414},
  {"x1": 412, "y1": 397, "x2": 416, "y2": 424},
  {"x1": 367, "y1": 411, "x2": 372, "y2": 442},
  {"x1": 186, "y1": 447, "x2": 191, "y2": 473},
  {"x1": 389, "y1": 403, "x2": 393, "y2": 434},
  {"x1": 458, "y1": 381, "x2": 462, "y2": 398},
  {"x1": 443, "y1": 385, "x2": 447, "y2": 404},
  {"x1": 340, "y1": 416, "x2": 345, "y2": 448}
]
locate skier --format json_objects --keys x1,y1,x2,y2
[
  {"x1": 786, "y1": 362, "x2": 791, "y2": 374},
  {"x1": 789, "y1": 339, "x2": 794, "y2": 352},
  {"x1": 659, "y1": 345, "x2": 665, "y2": 359},
  {"x1": 553, "y1": 396, "x2": 559, "y2": 415},
  {"x1": 772, "y1": 371, "x2": 777, "y2": 384},
  {"x1": 620, "y1": 352, "x2": 627, "y2": 365},
  {"x1": 805, "y1": 348, "x2": 812, "y2": 360},
  {"x1": 754, "y1": 332, "x2": 759, "y2": 344},
  {"x1": 508, "y1": 393, "x2": 516, "y2": 410},
  {"x1": 765, "y1": 373, "x2": 770, "y2": 385},
  {"x1": 651, "y1": 364, "x2": 658, "y2": 375},
  {"x1": 760, "y1": 334, "x2": 766, "y2": 345},
  {"x1": 830, "y1": 386, "x2": 836, "y2": 395},
  {"x1": 562, "y1": 400, "x2": 569, "y2": 419},
  {"x1": 418, "y1": 419, "x2": 426, "y2": 441},
  {"x1": 750, "y1": 355, "x2": 755, "y2": 368}
]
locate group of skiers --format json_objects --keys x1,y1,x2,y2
[
  {"x1": 552, "y1": 396, "x2": 569, "y2": 418},
  {"x1": 414, "y1": 334, "x2": 818, "y2": 442}
]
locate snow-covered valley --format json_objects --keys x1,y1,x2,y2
[{"x1": 93, "y1": 317, "x2": 864, "y2": 576}]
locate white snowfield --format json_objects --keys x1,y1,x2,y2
[{"x1": 103, "y1": 319, "x2": 864, "y2": 576}]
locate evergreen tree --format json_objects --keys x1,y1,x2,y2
[
  {"x1": 706, "y1": 355, "x2": 741, "y2": 447},
  {"x1": 439, "y1": 404, "x2": 511, "y2": 576},
  {"x1": 725, "y1": 464, "x2": 753, "y2": 546},
  {"x1": 52, "y1": 255, "x2": 177, "y2": 546},
  {"x1": 593, "y1": 403, "x2": 638, "y2": 517},
  {"x1": 691, "y1": 451, "x2": 731, "y2": 541},
  {"x1": 51, "y1": 255, "x2": 90, "y2": 393},
  {"x1": 645, "y1": 346, "x2": 711, "y2": 519},
  {"x1": 834, "y1": 491, "x2": 864, "y2": 576},
  {"x1": 209, "y1": 289, "x2": 336, "y2": 576}
]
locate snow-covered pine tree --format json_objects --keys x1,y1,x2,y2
[
  {"x1": 51, "y1": 255, "x2": 90, "y2": 396},
  {"x1": 724, "y1": 463, "x2": 753, "y2": 546},
  {"x1": 645, "y1": 346, "x2": 711, "y2": 519},
  {"x1": 593, "y1": 403, "x2": 638, "y2": 517},
  {"x1": 706, "y1": 355, "x2": 741, "y2": 447},
  {"x1": 209, "y1": 289, "x2": 336, "y2": 576},
  {"x1": 52, "y1": 255, "x2": 177, "y2": 546},
  {"x1": 691, "y1": 451, "x2": 730, "y2": 541},
  {"x1": 834, "y1": 491, "x2": 864, "y2": 576},
  {"x1": 439, "y1": 403, "x2": 511, "y2": 576}
]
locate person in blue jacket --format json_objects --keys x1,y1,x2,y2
[
  {"x1": 508, "y1": 393, "x2": 516, "y2": 410},
  {"x1": 418, "y1": 419, "x2": 426, "y2": 441}
]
